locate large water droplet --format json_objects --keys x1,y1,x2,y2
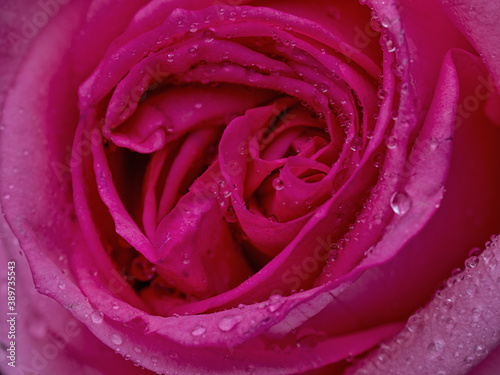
[
  {"x1": 218, "y1": 315, "x2": 240, "y2": 332},
  {"x1": 111, "y1": 333, "x2": 123, "y2": 345},
  {"x1": 427, "y1": 339, "x2": 445, "y2": 354},
  {"x1": 349, "y1": 136, "x2": 363, "y2": 152},
  {"x1": 385, "y1": 136, "x2": 397, "y2": 149},
  {"x1": 385, "y1": 38, "x2": 395, "y2": 53},
  {"x1": 272, "y1": 178, "x2": 284, "y2": 191},
  {"x1": 390, "y1": 191, "x2": 411, "y2": 215},
  {"x1": 191, "y1": 325, "x2": 206, "y2": 336},
  {"x1": 406, "y1": 314, "x2": 422, "y2": 332},
  {"x1": 203, "y1": 29, "x2": 215, "y2": 42},
  {"x1": 218, "y1": 180, "x2": 231, "y2": 198},
  {"x1": 90, "y1": 310, "x2": 104, "y2": 324},
  {"x1": 465, "y1": 255, "x2": 479, "y2": 269}
]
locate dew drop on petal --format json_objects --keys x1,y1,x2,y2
[
  {"x1": 218, "y1": 180, "x2": 231, "y2": 198},
  {"x1": 203, "y1": 29, "x2": 215, "y2": 42},
  {"x1": 191, "y1": 325, "x2": 206, "y2": 336},
  {"x1": 385, "y1": 135, "x2": 397, "y2": 149},
  {"x1": 390, "y1": 191, "x2": 411, "y2": 216},
  {"x1": 349, "y1": 136, "x2": 363, "y2": 151},
  {"x1": 218, "y1": 315, "x2": 240, "y2": 332},
  {"x1": 406, "y1": 314, "x2": 422, "y2": 333},
  {"x1": 272, "y1": 178, "x2": 284, "y2": 190},
  {"x1": 246, "y1": 69, "x2": 261, "y2": 82},
  {"x1": 111, "y1": 333, "x2": 123, "y2": 345},
  {"x1": 90, "y1": 310, "x2": 104, "y2": 324},
  {"x1": 318, "y1": 83, "x2": 329, "y2": 93},
  {"x1": 465, "y1": 255, "x2": 479, "y2": 269},
  {"x1": 385, "y1": 38, "x2": 395, "y2": 53}
]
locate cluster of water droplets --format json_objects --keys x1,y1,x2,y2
[{"x1": 349, "y1": 236, "x2": 500, "y2": 374}]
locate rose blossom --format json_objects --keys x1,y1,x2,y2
[{"x1": 1, "y1": 0, "x2": 500, "y2": 374}]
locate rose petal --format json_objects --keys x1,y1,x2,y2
[
  {"x1": 438, "y1": 0, "x2": 500, "y2": 89},
  {"x1": 348, "y1": 237, "x2": 500, "y2": 375}
]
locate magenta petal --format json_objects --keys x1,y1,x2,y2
[
  {"x1": 439, "y1": 0, "x2": 500, "y2": 89},
  {"x1": 350, "y1": 239, "x2": 500, "y2": 375},
  {"x1": 0, "y1": 215, "x2": 151, "y2": 375}
]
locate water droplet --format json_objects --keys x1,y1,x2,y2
[
  {"x1": 218, "y1": 315, "x2": 240, "y2": 332},
  {"x1": 444, "y1": 317, "x2": 455, "y2": 331},
  {"x1": 471, "y1": 307, "x2": 482, "y2": 321},
  {"x1": 111, "y1": 333, "x2": 123, "y2": 345},
  {"x1": 385, "y1": 136, "x2": 397, "y2": 149},
  {"x1": 370, "y1": 17, "x2": 381, "y2": 32},
  {"x1": 427, "y1": 339, "x2": 445, "y2": 354},
  {"x1": 189, "y1": 23, "x2": 199, "y2": 33},
  {"x1": 246, "y1": 69, "x2": 261, "y2": 83},
  {"x1": 406, "y1": 314, "x2": 422, "y2": 332},
  {"x1": 442, "y1": 298, "x2": 453, "y2": 311},
  {"x1": 90, "y1": 310, "x2": 104, "y2": 324},
  {"x1": 373, "y1": 153, "x2": 383, "y2": 168},
  {"x1": 3, "y1": 193, "x2": 10, "y2": 200},
  {"x1": 487, "y1": 256, "x2": 498, "y2": 269},
  {"x1": 189, "y1": 46, "x2": 199, "y2": 57},
  {"x1": 465, "y1": 256, "x2": 479, "y2": 268},
  {"x1": 318, "y1": 83, "x2": 329, "y2": 93},
  {"x1": 219, "y1": 180, "x2": 231, "y2": 198},
  {"x1": 134, "y1": 346, "x2": 142, "y2": 353},
  {"x1": 166, "y1": 124, "x2": 174, "y2": 133},
  {"x1": 474, "y1": 345, "x2": 486, "y2": 355},
  {"x1": 385, "y1": 38, "x2": 395, "y2": 53},
  {"x1": 58, "y1": 281, "x2": 66, "y2": 290},
  {"x1": 464, "y1": 355, "x2": 475, "y2": 365},
  {"x1": 194, "y1": 102, "x2": 203, "y2": 109},
  {"x1": 377, "y1": 88, "x2": 386, "y2": 100},
  {"x1": 203, "y1": 29, "x2": 215, "y2": 42},
  {"x1": 191, "y1": 325, "x2": 206, "y2": 336},
  {"x1": 272, "y1": 178, "x2": 284, "y2": 190},
  {"x1": 390, "y1": 191, "x2": 411, "y2": 215},
  {"x1": 349, "y1": 136, "x2": 363, "y2": 151}
]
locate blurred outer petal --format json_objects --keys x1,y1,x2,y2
[
  {"x1": 0, "y1": 212, "x2": 153, "y2": 375},
  {"x1": 348, "y1": 237, "x2": 500, "y2": 375},
  {"x1": 438, "y1": 0, "x2": 500, "y2": 90}
]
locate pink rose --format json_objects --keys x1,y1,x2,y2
[{"x1": 1, "y1": 0, "x2": 500, "y2": 374}]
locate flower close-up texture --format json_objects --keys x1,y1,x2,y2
[{"x1": 1, "y1": 0, "x2": 500, "y2": 374}]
